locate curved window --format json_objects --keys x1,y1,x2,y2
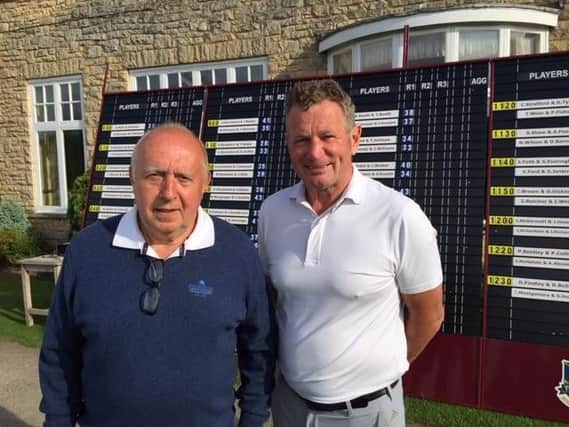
[{"x1": 320, "y1": 7, "x2": 558, "y2": 73}]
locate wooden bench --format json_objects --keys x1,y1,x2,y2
[{"x1": 17, "y1": 255, "x2": 63, "y2": 326}]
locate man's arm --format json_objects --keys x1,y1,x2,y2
[
  {"x1": 401, "y1": 284, "x2": 444, "y2": 363},
  {"x1": 235, "y1": 253, "x2": 277, "y2": 427},
  {"x1": 39, "y1": 250, "x2": 83, "y2": 427}
]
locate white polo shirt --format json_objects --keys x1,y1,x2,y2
[{"x1": 258, "y1": 167, "x2": 442, "y2": 403}]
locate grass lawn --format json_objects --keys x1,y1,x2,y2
[
  {"x1": 0, "y1": 267, "x2": 567, "y2": 426},
  {"x1": 405, "y1": 397, "x2": 568, "y2": 426},
  {"x1": 0, "y1": 268, "x2": 52, "y2": 347}
]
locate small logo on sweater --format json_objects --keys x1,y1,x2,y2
[{"x1": 188, "y1": 280, "x2": 213, "y2": 298}]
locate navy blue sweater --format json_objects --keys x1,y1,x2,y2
[{"x1": 39, "y1": 215, "x2": 276, "y2": 427}]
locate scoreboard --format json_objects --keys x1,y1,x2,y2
[
  {"x1": 84, "y1": 53, "x2": 569, "y2": 422},
  {"x1": 86, "y1": 55, "x2": 568, "y2": 349},
  {"x1": 488, "y1": 55, "x2": 569, "y2": 347},
  {"x1": 87, "y1": 64, "x2": 490, "y2": 340}
]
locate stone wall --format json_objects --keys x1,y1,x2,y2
[
  {"x1": 0, "y1": 0, "x2": 567, "y2": 246},
  {"x1": 31, "y1": 214, "x2": 71, "y2": 250}
]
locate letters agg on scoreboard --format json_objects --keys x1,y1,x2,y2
[{"x1": 86, "y1": 53, "x2": 569, "y2": 348}]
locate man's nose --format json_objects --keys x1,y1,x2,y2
[
  {"x1": 159, "y1": 175, "x2": 176, "y2": 199},
  {"x1": 306, "y1": 138, "x2": 324, "y2": 159}
]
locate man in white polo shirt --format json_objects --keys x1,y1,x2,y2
[{"x1": 258, "y1": 79, "x2": 444, "y2": 427}]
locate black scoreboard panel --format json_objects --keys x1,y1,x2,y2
[
  {"x1": 86, "y1": 88, "x2": 205, "y2": 225},
  {"x1": 201, "y1": 81, "x2": 295, "y2": 237},
  {"x1": 337, "y1": 63, "x2": 489, "y2": 336},
  {"x1": 487, "y1": 55, "x2": 569, "y2": 346}
]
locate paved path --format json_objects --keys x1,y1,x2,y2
[{"x1": 0, "y1": 341, "x2": 42, "y2": 427}]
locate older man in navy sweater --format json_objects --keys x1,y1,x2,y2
[{"x1": 39, "y1": 123, "x2": 276, "y2": 427}]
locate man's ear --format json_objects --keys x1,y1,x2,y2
[
  {"x1": 204, "y1": 171, "x2": 211, "y2": 191},
  {"x1": 351, "y1": 124, "x2": 362, "y2": 155}
]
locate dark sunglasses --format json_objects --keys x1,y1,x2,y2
[{"x1": 140, "y1": 257, "x2": 163, "y2": 315}]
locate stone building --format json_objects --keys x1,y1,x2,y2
[{"x1": 0, "y1": 0, "x2": 567, "y2": 247}]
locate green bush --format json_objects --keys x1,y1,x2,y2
[
  {"x1": 0, "y1": 200, "x2": 31, "y2": 232},
  {"x1": 67, "y1": 170, "x2": 89, "y2": 237},
  {"x1": 0, "y1": 228, "x2": 39, "y2": 265},
  {"x1": 0, "y1": 201, "x2": 40, "y2": 266}
]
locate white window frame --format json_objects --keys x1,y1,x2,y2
[
  {"x1": 129, "y1": 57, "x2": 268, "y2": 90},
  {"x1": 30, "y1": 76, "x2": 87, "y2": 214},
  {"x1": 507, "y1": 25, "x2": 549, "y2": 56},
  {"x1": 320, "y1": 7, "x2": 557, "y2": 73}
]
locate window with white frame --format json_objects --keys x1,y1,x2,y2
[
  {"x1": 332, "y1": 49, "x2": 353, "y2": 74},
  {"x1": 511, "y1": 30, "x2": 540, "y2": 56},
  {"x1": 320, "y1": 7, "x2": 557, "y2": 73},
  {"x1": 130, "y1": 58, "x2": 267, "y2": 90},
  {"x1": 30, "y1": 77, "x2": 86, "y2": 213},
  {"x1": 408, "y1": 32, "x2": 446, "y2": 66},
  {"x1": 458, "y1": 29, "x2": 499, "y2": 61},
  {"x1": 360, "y1": 37, "x2": 392, "y2": 71}
]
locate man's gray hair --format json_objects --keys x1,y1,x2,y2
[{"x1": 285, "y1": 79, "x2": 356, "y2": 130}]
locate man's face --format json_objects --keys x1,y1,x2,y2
[
  {"x1": 286, "y1": 99, "x2": 360, "y2": 201},
  {"x1": 131, "y1": 128, "x2": 209, "y2": 245}
]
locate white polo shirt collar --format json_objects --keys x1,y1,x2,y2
[
  {"x1": 289, "y1": 166, "x2": 365, "y2": 213},
  {"x1": 286, "y1": 166, "x2": 366, "y2": 266},
  {"x1": 112, "y1": 206, "x2": 215, "y2": 259}
]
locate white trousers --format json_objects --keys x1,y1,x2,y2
[{"x1": 272, "y1": 379, "x2": 406, "y2": 427}]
